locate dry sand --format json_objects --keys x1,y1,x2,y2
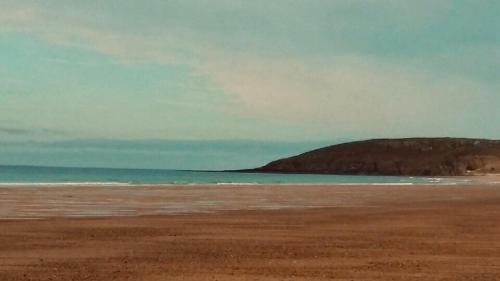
[{"x1": 1, "y1": 184, "x2": 500, "y2": 280}]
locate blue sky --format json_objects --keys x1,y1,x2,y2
[{"x1": 0, "y1": 1, "x2": 499, "y2": 144}]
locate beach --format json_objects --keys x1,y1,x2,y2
[{"x1": 1, "y1": 183, "x2": 500, "y2": 280}]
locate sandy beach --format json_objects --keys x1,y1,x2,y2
[{"x1": 1, "y1": 183, "x2": 500, "y2": 280}]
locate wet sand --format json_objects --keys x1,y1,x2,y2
[{"x1": 1, "y1": 184, "x2": 500, "y2": 280}]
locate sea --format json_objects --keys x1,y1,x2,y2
[{"x1": 0, "y1": 165, "x2": 481, "y2": 186}]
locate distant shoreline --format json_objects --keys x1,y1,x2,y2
[{"x1": 1, "y1": 164, "x2": 488, "y2": 186}]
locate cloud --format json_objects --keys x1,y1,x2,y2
[
  {"x1": 2, "y1": 1, "x2": 497, "y2": 62},
  {"x1": 200, "y1": 53, "x2": 498, "y2": 137},
  {"x1": 0, "y1": 127, "x2": 30, "y2": 135},
  {"x1": 0, "y1": 126, "x2": 67, "y2": 137},
  {"x1": 1, "y1": 1, "x2": 499, "y2": 139}
]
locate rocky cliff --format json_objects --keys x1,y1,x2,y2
[{"x1": 247, "y1": 138, "x2": 500, "y2": 176}]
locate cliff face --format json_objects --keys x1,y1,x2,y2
[{"x1": 251, "y1": 138, "x2": 500, "y2": 176}]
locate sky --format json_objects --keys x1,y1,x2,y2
[
  {"x1": 0, "y1": 1, "x2": 499, "y2": 168},
  {"x1": 0, "y1": 139, "x2": 339, "y2": 170}
]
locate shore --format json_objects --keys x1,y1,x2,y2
[{"x1": 1, "y1": 184, "x2": 500, "y2": 280}]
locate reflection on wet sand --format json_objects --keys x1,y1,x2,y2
[{"x1": 1, "y1": 184, "x2": 500, "y2": 219}]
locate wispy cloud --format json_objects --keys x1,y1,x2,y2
[
  {"x1": 0, "y1": 127, "x2": 67, "y2": 137},
  {"x1": 0, "y1": 127, "x2": 30, "y2": 135},
  {"x1": 0, "y1": 1, "x2": 499, "y2": 139},
  {"x1": 201, "y1": 54, "x2": 498, "y2": 137}
]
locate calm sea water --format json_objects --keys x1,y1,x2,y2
[{"x1": 0, "y1": 165, "x2": 477, "y2": 185}]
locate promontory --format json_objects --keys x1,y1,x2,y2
[{"x1": 245, "y1": 138, "x2": 500, "y2": 176}]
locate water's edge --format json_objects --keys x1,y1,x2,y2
[{"x1": 0, "y1": 164, "x2": 487, "y2": 186}]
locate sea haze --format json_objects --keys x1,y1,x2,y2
[{"x1": 0, "y1": 139, "x2": 339, "y2": 170}]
